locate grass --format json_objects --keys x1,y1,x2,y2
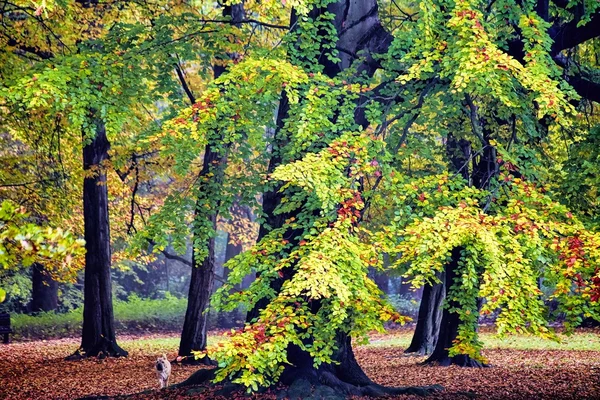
[
  {"x1": 95, "y1": 328, "x2": 600, "y2": 354},
  {"x1": 365, "y1": 329, "x2": 600, "y2": 351}
]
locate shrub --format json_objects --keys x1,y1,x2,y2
[{"x1": 387, "y1": 294, "x2": 420, "y2": 318}]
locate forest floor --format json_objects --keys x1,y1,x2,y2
[{"x1": 2, "y1": 327, "x2": 600, "y2": 400}]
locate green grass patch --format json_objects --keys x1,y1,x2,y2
[{"x1": 364, "y1": 330, "x2": 600, "y2": 351}]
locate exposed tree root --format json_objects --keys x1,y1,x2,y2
[
  {"x1": 404, "y1": 345, "x2": 432, "y2": 356},
  {"x1": 174, "y1": 367, "x2": 443, "y2": 398},
  {"x1": 424, "y1": 353, "x2": 488, "y2": 368},
  {"x1": 173, "y1": 368, "x2": 217, "y2": 388}
]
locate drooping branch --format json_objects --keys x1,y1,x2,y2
[
  {"x1": 194, "y1": 18, "x2": 289, "y2": 30},
  {"x1": 159, "y1": 249, "x2": 192, "y2": 267}
]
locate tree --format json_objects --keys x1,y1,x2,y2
[
  {"x1": 75, "y1": 118, "x2": 129, "y2": 358},
  {"x1": 191, "y1": 0, "x2": 600, "y2": 392},
  {"x1": 190, "y1": 1, "x2": 440, "y2": 396},
  {"x1": 0, "y1": 200, "x2": 85, "y2": 303},
  {"x1": 0, "y1": 0, "x2": 176, "y2": 357},
  {"x1": 177, "y1": 2, "x2": 247, "y2": 363}
]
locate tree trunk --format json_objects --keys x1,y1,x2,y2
[
  {"x1": 177, "y1": 3, "x2": 245, "y2": 363},
  {"x1": 178, "y1": 210, "x2": 217, "y2": 361},
  {"x1": 71, "y1": 117, "x2": 127, "y2": 359},
  {"x1": 405, "y1": 271, "x2": 445, "y2": 355},
  {"x1": 30, "y1": 263, "x2": 58, "y2": 313},
  {"x1": 425, "y1": 249, "x2": 484, "y2": 366}
]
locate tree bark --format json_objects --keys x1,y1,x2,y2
[
  {"x1": 178, "y1": 208, "x2": 217, "y2": 361},
  {"x1": 30, "y1": 263, "x2": 59, "y2": 313},
  {"x1": 71, "y1": 117, "x2": 127, "y2": 359},
  {"x1": 418, "y1": 124, "x2": 497, "y2": 366},
  {"x1": 177, "y1": 3, "x2": 245, "y2": 363},
  {"x1": 405, "y1": 271, "x2": 445, "y2": 355}
]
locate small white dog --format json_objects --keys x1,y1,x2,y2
[{"x1": 155, "y1": 354, "x2": 172, "y2": 389}]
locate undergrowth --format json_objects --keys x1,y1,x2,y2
[{"x1": 11, "y1": 294, "x2": 187, "y2": 340}]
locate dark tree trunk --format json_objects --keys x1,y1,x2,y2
[
  {"x1": 425, "y1": 252, "x2": 484, "y2": 367},
  {"x1": 30, "y1": 263, "x2": 58, "y2": 313},
  {"x1": 178, "y1": 209, "x2": 217, "y2": 361},
  {"x1": 177, "y1": 3, "x2": 244, "y2": 363},
  {"x1": 71, "y1": 118, "x2": 127, "y2": 359},
  {"x1": 405, "y1": 271, "x2": 445, "y2": 355}
]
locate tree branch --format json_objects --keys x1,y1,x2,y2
[
  {"x1": 553, "y1": 54, "x2": 600, "y2": 103},
  {"x1": 157, "y1": 247, "x2": 193, "y2": 267},
  {"x1": 174, "y1": 59, "x2": 196, "y2": 104},
  {"x1": 550, "y1": 12, "x2": 600, "y2": 55}
]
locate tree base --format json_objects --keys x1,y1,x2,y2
[
  {"x1": 175, "y1": 367, "x2": 443, "y2": 398},
  {"x1": 424, "y1": 353, "x2": 487, "y2": 367},
  {"x1": 66, "y1": 337, "x2": 128, "y2": 360},
  {"x1": 175, "y1": 354, "x2": 217, "y2": 366},
  {"x1": 404, "y1": 344, "x2": 434, "y2": 356}
]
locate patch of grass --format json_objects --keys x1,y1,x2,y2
[
  {"x1": 482, "y1": 332, "x2": 600, "y2": 351},
  {"x1": 116, "y1": 333, "x2": 229, "y2": 355},
  {"x1": 364, "y1": 330, "x2": 600, "y2": 351}
]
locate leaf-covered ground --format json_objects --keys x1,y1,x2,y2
[{"x1": 2, "y1": 329, "x2": 600, "y2": 399}]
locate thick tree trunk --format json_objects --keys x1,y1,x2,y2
[
  {"x1": 405, "y1": 271, "x2": 445, "y2": 355},
  {"x1": 177, "y1": 3, "x2": 244, "y2": 363},
  {"x1": 178, "y1": 210, "x2": 217, "y2": 361},
  {"x1": 30, "y1": 263, "x2": 58, "y2": 313},
  {"x1": 425, "y1": 249, "x2": 484, "y2": 367},
  {"x1": 71, "y1": 118, "x2": 127, "y2": 359}
]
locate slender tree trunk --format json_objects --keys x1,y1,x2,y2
[
  {"x1": 71, "y1": 118, "x2": 127, "y2": 359},
  {"x1": 405, "y1": 271, "x2": 445, "y2": 355},
  {"x1": 30, "y1": 263, "x2": 59, "y2": 313},
  {"x1": 178, "y1": 3, "x2": 244, "y2": 363},
  {"x1": 178, "y1": 209, "x2": 217, "y2": 361}
]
